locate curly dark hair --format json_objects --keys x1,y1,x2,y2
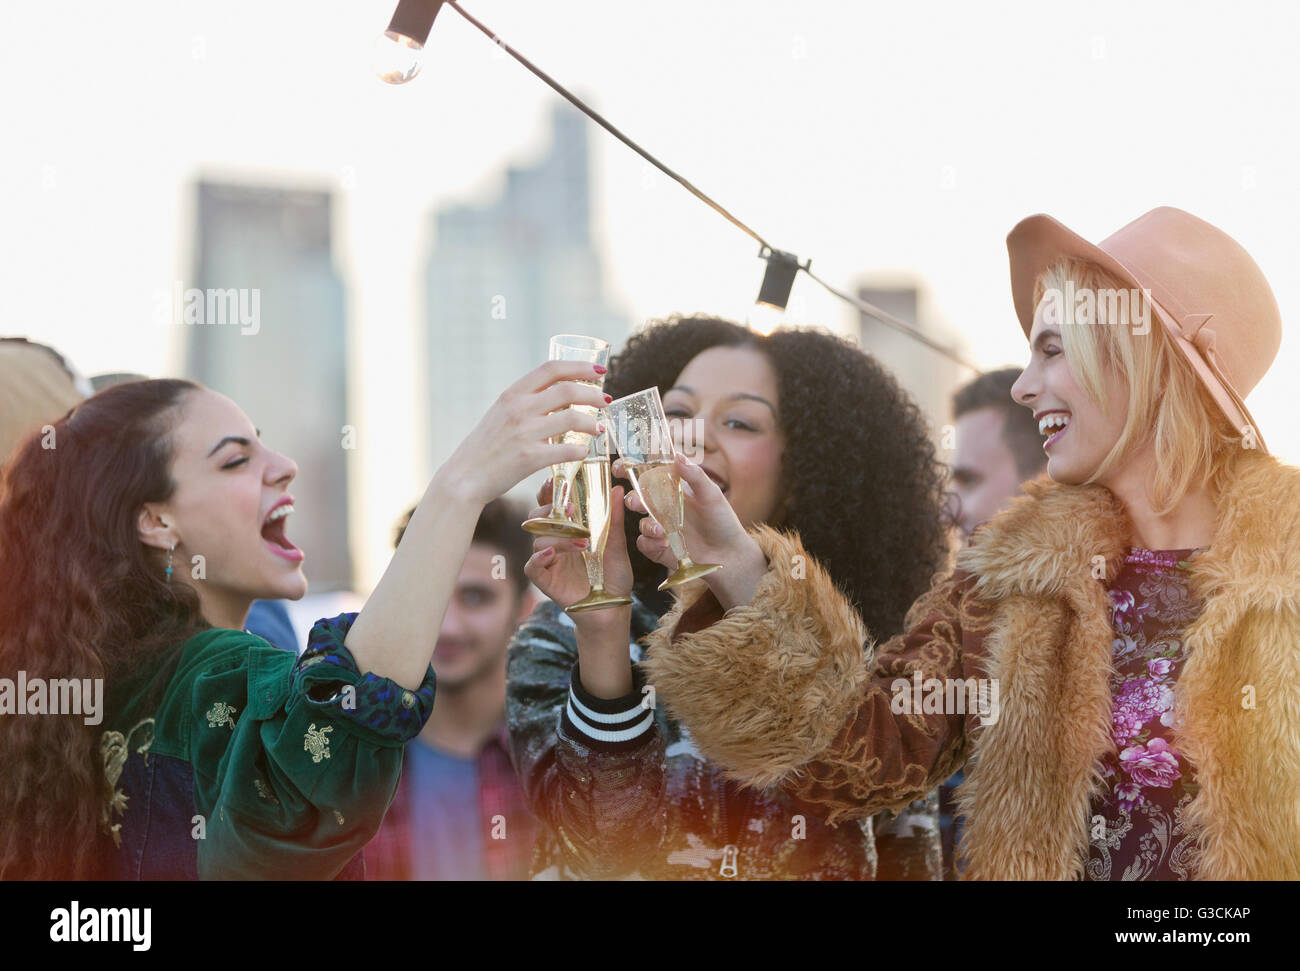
[
  {"x1": 605, "y1": 314, "x2": 950, "y2": 641},
  {"x1": 0, "y1": 379, "x2": 207, "y2": 879}
]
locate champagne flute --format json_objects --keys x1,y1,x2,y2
[
  {"x1": 565, "y1": 422, "x2": 634, "y2": 614},
  {"x1": 523, "y1": 335, "x2": 610, "y2": 538},
  {"x1": 606, "y1": 387, "x2": 721, "y2": 590}
]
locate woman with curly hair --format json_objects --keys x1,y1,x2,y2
[
  {"x1": 507, "y1": 314, "x2": 952, "y2": 879},
  {"x1": 636, "y1": 208, "x2": 1300, "y2": 880},
  {"x1": 0, "y1": 361, "x2": 606, "y2": 879}
]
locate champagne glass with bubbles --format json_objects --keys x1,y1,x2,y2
[
  {"x1": 607, "y1": 387, "x2": 721, "y2": 590},
  {"x1": 523, "y1": 335, "x2": 610, "y2": 538},
  {"x1": 565, "y1": 421, "x2": 634, "y2": 613}
]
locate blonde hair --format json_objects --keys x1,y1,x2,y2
[{"x1": 1032, "y1": 258, "x2": 1239, "y2": 514}]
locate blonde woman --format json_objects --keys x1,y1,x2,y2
[{"x1": 628, "y1": 207, "x2": 1299, "y2": 880}]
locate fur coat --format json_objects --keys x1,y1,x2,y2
[{"x1": 642, "y1": 449, "x2": 1300, "y2": 879}]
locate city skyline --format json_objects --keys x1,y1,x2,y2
[{"x1": 6, "y1": 0, "x2": 1298, "y2": 590}]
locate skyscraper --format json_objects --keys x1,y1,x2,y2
[
  {"x1": 423, "y1": 103, "x2": 629, "y2": 474},
  {"x1": 186, "y1": 181, "x2": 351, "y2": 590},
  {"x1": 856, "y1": 281, "x2": 969, "y2": 445}
]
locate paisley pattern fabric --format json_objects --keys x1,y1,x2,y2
[
  {"x1": 296, "y1": 613, "x2": 436, "y2": 741},
  {"x1": 1086, "y1": 548, "x2": 1204, "y2": 881}
]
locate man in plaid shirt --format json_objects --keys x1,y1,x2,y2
[{"x1": 366, "y1": 498, "x2": 538, "y2": 880}]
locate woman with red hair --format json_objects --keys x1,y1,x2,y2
[{"x1": 0, "y1": 360, "x2": 606, "y2": 879}]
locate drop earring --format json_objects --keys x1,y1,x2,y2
[{"x1": 166, "y1": 544, "x2": 174, "y2": 583}]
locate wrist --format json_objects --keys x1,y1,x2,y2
[
  {"x1": 705, "y1": 534, "x2": 769, "y2": 610},
  {"x1": 573, "y1": 604, "x2": 633, "y2": 639},
  {"x1": 428, "y1": 465, "x2": 489, "y2": 512},
  {"x1": 574, "y1": 608, "x2": 635, "y2": 699}
]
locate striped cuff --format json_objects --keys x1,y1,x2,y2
[{"x1": 560, "y1": 662, "x2": 656, "y2": 753}]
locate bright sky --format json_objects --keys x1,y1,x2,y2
[{"x1": 3, "y1": 0, "x2": 1297, "y2": 589}]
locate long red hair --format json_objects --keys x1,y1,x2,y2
[{"x1": 0, "y1": 379, "x2": 207, "y2": 878}]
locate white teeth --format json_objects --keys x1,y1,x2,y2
[
  {"x1": 1038, "y1": 413, "x2": 1071, "y2": 436},
  {"x1": 264, "y1": 504, "x2": 294, "y2": 525}
]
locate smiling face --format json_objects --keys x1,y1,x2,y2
[
  {"x1": 661, "y1": 344, "x2": 786, "y2": 528},
  {"x1": 1011, "y1": 299, "x2": 1129, "y2": 485},
  {"x1": 138, "y1": 388, "x2": 306, "y2": 628},
  {"x1": 432, "y1": 543, "x2": 532, "y2": 690}
]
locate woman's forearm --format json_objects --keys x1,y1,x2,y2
[
  {"x1": 344, "y1": 470, "x2": 484, "y2": 689},
  {"x1": 574, "y1": 606, "x2": 635, "y2": 699}
]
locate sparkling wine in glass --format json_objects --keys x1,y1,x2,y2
[
  {"x1": 523, "y1": 334, "x2": 610, "y2": 538},
  {"x1": 566, "y1": 423, "x2": 633, "y2": 614},
  {"x1": 606, "y1": 387, "x2": 721, "y2": 590}
]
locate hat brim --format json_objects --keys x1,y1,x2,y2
[{"x1": 1007, "y1": 213, "x2": 1267, "y2": 451}]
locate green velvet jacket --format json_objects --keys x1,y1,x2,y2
[{"x1": 101, "y1": 612, "x2": 436, "y2": 880}]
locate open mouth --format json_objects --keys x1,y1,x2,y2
[
  {"x1": 261, "y1": 501, "x2": 304, "y2": 563},
  {"x1": 1038, "y1": 411, "x2": 1071, "y2": 451},
  {"x1": 702, "y1": 468, "x2": 730, "y2": 496}
]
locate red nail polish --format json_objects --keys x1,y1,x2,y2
[
  {"x1": 593, "y1": 364, "x2": 607, "y2": 374},
  {"x1": 603, "y1": 393, "x2": 613, "y2": 403}
]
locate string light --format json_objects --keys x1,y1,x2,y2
[
  {"x1": 754, "y1": 248, "x2": 802, "y2": 312},
  {"x1": 376, "y1": 0, "x2": 978, "y2": 372},
  {"x1": 373, "y1": 0, "x2": 445, "y2": 85}
]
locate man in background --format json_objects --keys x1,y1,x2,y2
[
  {"x1": 949, "y1": 366, "x2": 1047, "y2": 539},
  {"x1": 940, "y1": 367, "x2": 1047, "y2": 878},
  {"x1": 366, "y1": 497, "x2": 539, "y2": 880}
]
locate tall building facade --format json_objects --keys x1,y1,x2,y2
[
  {"x1": 423, "y1": 103, "x2": 629, "y2": 475},
  {"x1": 855, "y1": 281, "x2": 969, "y2": 443},
  {"x1": 186, "y1": 181, "x2": 351, "y2": 590}
]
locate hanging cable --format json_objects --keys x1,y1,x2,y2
[{"x1": 430, "y1": 1, "x2": 980, "y2": 373}]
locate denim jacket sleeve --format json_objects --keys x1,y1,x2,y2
[
  {"x1": 505, "y1": 601, "x2": 668, "y2": 878},
  {"x1": 181, "y1": 613, "x2": 436, "y2": 879}
]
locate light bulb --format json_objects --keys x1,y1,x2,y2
[
  {"x1": 373, "y1": 29, "x2": 424, "y2": 84},
  {"x1": 747, "y1": 302, "x2": 785, "y2": 336}
]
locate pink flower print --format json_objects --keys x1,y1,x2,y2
[
  {"x1": 1147, "y1": 657, "x2": 1173, "y2": 677},
  {"x1": 1112, "y1": 678, "x2": 1169, "y2": 744},
  {"x1": 1109, "y1": 589, "x2": 1143, "y2": 635},
  {"x1": 1120, "y1": 737, "x2": 1181, "y2": 791},
  {"x1": 1157, "y1": 685, "x2": 1176, "y2": 728},
  {"x1": 1116, "y1": 781, "x2": 1142, "y2": 813}
]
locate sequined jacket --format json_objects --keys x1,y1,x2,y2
[
  {"x1": 101, "y1": 613, "x2": 436, "y2": 880},
  {"x1": 643, "y1": 449, "x2": 1300, "y2": 880},
  {"x1": 505, "y1": 595, "x2": 941, "y2": 880}
]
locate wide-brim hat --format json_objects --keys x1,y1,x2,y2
[{"x1": 1007, "y1": 206, "x2": 1282, "y2": 453}]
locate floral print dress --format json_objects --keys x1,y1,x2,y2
[{"x1": 1085, "y1": 547, "x2": 1205, "y2": 881}]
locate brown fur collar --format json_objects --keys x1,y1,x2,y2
[{"x1": 954, "y1": 448, "x2": 1300, "y2": 879}]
